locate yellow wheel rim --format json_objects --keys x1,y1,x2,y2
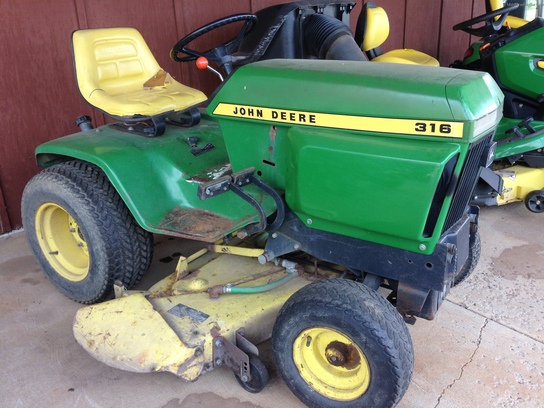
[
  {"x1": 35, "y1": 203, "x2": 89, "y2": 282},
  {"x1": 293, "y1": 327, "x2": 370, "y2": 401}
]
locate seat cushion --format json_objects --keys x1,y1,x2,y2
[
  {"x1": 374, "y1": 49, "x2": 440, "y2": 67},
  {"x1": 89, "y1": 78, "x2": 207, "y2": 118}
]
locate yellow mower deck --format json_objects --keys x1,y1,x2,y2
[
  {"x1": 73, "y1": 246, "x2": 322, "y2": 381},
  {"x1": 496, "y1": 165, "x2": 544, "y2": 207}
]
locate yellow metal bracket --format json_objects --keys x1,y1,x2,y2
[
  {"x1": 207, "y1": 245, "x2": 265, "y2": 258},
  {"x1": 113, "y1": 280, "x2": 149, "y2": 299},
  {"x1": 174, "y1": 247, "x2": 209, "y2": 280}
]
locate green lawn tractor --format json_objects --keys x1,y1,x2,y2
[
  {"x1": 243, "y1": 0, "x2": 544, "y2": 213},
  {"x1": 22, "y1": 3, "x2": 503, "y2": 407},
  {"x1": 451, "y1": 4, "x2": 544, "y2": 212}
]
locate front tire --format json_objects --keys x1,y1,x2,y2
[
  {"x1": 272, "y1": 278, "x2": 413, "y2": 408},
  {"x1": 453, "y1": 230, "x2": 481, "y2": 286},
  {"x1": 22, "y1": 161, "x2": 153, "y2": 304}
]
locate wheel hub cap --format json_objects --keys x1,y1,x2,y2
[
  {"x1": 293, "y1": 327, "x2": 370, "y2": 401},
  {"x1": 35, "y1": 203, "x2": 90, "y2": 281}
]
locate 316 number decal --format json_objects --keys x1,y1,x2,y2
[{"x1": 415, "y1": 122, "x2": 452, "y2": 134}]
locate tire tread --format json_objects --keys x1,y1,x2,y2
[
  {"x1": 22, "y1": 161, "x2": 153, "y2": 303},
  {"x1": 272, "y1": 278, "x2": 413, "y2": 408}
]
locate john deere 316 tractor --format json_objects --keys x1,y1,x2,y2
[{"x1": 22, "y1": 2, "x2": 503, "y2": 407}]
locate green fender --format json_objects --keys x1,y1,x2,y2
[
  {"x1": 35, "y1": 118, "x2": 276, "y2": 242},
  {"x1": 494, "y1": 117, "x2": 544, "y2": 159}
]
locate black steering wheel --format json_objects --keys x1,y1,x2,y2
[
  {"x1": 170, "y1": 14, "x2": 257, "y2": 76},
  {"x1": 453, "y1": 4, "x2": 519, "y2": 37}
]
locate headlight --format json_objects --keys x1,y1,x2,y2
[{"x1": 473, "y1": 106, "x2": 502, "y2": 137}]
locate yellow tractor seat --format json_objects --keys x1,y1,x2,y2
[
  {"x1": 488, "y1": 0, "x2": 528, "y2": 29},
  {"x1": 372, "y1": 49, "x2": 438, "y2": 65},
  {"x1": 72, "y1": 27, "x2": 207, "y2": 135},
  {"x1": 355, "y1": 2, "x2": 439, "y2": 67}
]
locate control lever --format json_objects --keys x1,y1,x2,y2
[{"x1": 196, "y1": 57, "x2": 224, "y2": 82}]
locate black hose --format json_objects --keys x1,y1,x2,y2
[{"x1": 304, "y1": 13, "x2": 367, "y2": 61}]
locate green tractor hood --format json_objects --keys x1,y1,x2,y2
[{"x1": 209, "y1": 59, "x2": 503, "y2": 252}]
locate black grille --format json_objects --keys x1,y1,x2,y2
[{"x1": 442, "y1": 133, "x2": 494, "y2": 233}]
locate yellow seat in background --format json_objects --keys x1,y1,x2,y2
[
  {"x1": 355, "y1": 2, "x2": 439, "y2": 67},
  {"x1": 487, "y1": 0, "x2": 528, "y2": 29}
]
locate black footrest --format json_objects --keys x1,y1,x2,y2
[
  {"x1": 198, "y1": 175, "x2": 231, "y2": 200},
  {"x1": 198, "y1": 168, "x2": 256, "y2": 200},
  {"x1": 232, "y1": 168, "x2": 255, "y2": 187},
  {"x1": 505, "y1": 117, "x2": 535, "y2": 139},
  {"x1": 196, "y1": 167, "x2": 285, "y2": 238}
]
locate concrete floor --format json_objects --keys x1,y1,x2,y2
[{"x1": 1, "y1": 203, "x2": 543, "y2": 408}]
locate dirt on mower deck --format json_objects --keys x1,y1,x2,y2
[{"x1": 1, "y1": 203, "x2": 544, "y2": 408}]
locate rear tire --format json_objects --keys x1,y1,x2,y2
[
  {"x1": 272, "y1": 278, "x2": 413, "y2": 408},
  {"x1": 22, "y1": 161, "x2": 153, "y2": 304}
]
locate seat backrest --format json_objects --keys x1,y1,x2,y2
[
  {"x1": 72, "y1": 27, "x2": 163, "y2": 101},
  {"x1": 487, "y1": 0, "x2": 528, "y2": 28},
  {"x1": 358, "y1": 2, "x2": 390, "y2": 52},
  {"x1": 487, "y1": 0, "x2": 503, "y2": 12}
]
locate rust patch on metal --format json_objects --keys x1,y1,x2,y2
[
  {"x1": 325, "y1": 341, "x2": 361, "y2": 370},
  {"x1": 159, "y1": 208, "x2": 238, "y2": 242},
  {"x1": 269, "y1": 125, "x2": 277, "y2": 142},
  {"x1": 187, "y1": 175, "x2": 211, "y2": 183},
  {"x1": 209, "y1": 284, "x2": 223, "y2": 299},
  {"x1": 187, "y1": 163, "x2": 232, "y2": 183},
  {"x1": 210, "y1": 326, "x2": 222, "y2": 338}
]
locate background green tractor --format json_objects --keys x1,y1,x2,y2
[
  {"x1": 451, "y1": 3, "x2": 544, "y2": 212},
  {"x1": 22, "y1": 3, "x2": 503, "y2": 407}
]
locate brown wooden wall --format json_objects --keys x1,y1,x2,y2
[{"x1": 0, "y1": 0, "x2": 485, "y2": 233}]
